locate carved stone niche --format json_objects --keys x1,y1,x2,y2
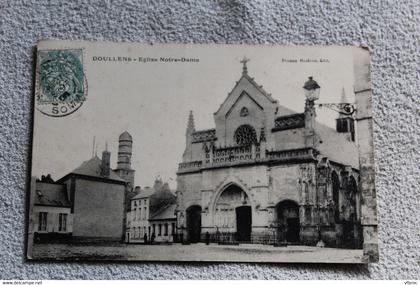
[
  {"x1": 240, "y1": 107, "x2": 249, "y2": 117},
  {"x1": 299, "y1": 164, "x2": 314, "y2": 183},
  {"x1": 317, "y1": 157, "x2": 330, "y2": 169}
]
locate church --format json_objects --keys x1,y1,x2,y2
[{"x1": 175, "y1": 60, "x2": 362, "y2": 248}]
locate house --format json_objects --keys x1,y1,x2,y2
[
  {"x1": 55, "y1": 149, "x2": 127, "y2": 242},
  {"x1": 127, "y1": 178, "x2": 176, "y2": 244},
  {"x1": 31, "y1": 175, "x2": 72, "y2": 242},
  {"x1": 128, "y1": 186, "x2": 154, "y2": 243},
  {"x1": 31, "y1": 131, "x2": 136, "y2": 243},
  {"x1": 149, "y1": 204, "x2": 177, "y2": 243}
]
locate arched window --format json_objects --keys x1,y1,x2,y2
[
  {"x1": 349, "y1": 176, "x2": 358, "y2": 221},
  {"x1": 303, "y1": 182, "x2": 309, "y2": 203},
  {"x1": 305, "y1": 207, "x2": 311, "y2": 224},
  {"x1": 332, "y1": 171, "x2": 340, "y2": 222},
  {"x1": 234, "y1": 124, "x2": 257, "y2": 146}
]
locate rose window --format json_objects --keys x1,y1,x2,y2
[{"x1": 234, "y1": 125, "x2": 257, "y2": 145}]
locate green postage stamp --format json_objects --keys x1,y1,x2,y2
[{"x1": 36, "y1": 49, "x2": 87, "y2": 117}]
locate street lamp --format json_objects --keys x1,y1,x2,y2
[
  {"x1": 303, "y1": 76, "x2": 321, "y2": 101},
  {"x1": 304, "y1": 76, "x2": 356, "y2": 116}
]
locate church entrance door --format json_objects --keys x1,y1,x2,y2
[
  {"x1": 285, "y1": 217, "x2": 300, "y2": 243},
  {"x1": 214, "y1": 184, "x2": 252, "y2": 243},
  {"x1": 186, "y1": 205, "x2": 202, "y2": 243},
  {"x1": 277, "y1": 200, "x2": 300, "y2": 244},
  {"x1": 236, "y1": 206, "x2": 252, "y2": 242}
]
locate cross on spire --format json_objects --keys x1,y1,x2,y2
[{"x1": 240, "y1": 56, "x2": 250, "y2": 75}]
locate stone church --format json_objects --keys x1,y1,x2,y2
[{"x1": 176, "y1": 60, "x2": 362, "y2": 248}]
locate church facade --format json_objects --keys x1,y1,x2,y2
[{"x1": 175, "y1": 61, "x2": 362, "y2": 248}]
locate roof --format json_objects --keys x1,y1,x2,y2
[
  {"x1": 192, "y1": 128, "x2": 216, "y2": 143},
  {"x1": 131, "y1": 179, "x2": 177, "y2": 218},
  {"x1": 119, "y1": 131, "x2": 132, "y2": 141},
  {"x1": 272, "y1": 113, "x2": 305, "y2": 132},
  {"x1": 243, "y1": 73, "x2": 277, "y2": 103},
  {"x1": 315, "y1": 122, "x2": 359, "y2": 169},
  {"x1": 215, "y1": 72, "x2": 279, "y2": 115},
  {"x1": 67, "y1": 156, "x2": 126, "y2": 182},
  {"x1": 132, "y1": 187, "x2": 154, "y2": 199},
  {"x1": 149, "y1": 204, "x2": 177, "y2": 221},
  {"x1": 127, "y1": 188, "x2": 141, "y2": 200},
  {"x1": 34, "y1": 182, "x2": 71, "y2": 207}
]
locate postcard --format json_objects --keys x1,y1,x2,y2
[{"x1": 27, "y1": 41, "x2": 378, "y2": 263}]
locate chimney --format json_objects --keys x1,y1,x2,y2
[{"x1": 101, "y1": 142, "x2": 111, "y2": 177}]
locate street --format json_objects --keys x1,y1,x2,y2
[{"x1": 30, "y1": 243, "x2": 366, "y2": 263}]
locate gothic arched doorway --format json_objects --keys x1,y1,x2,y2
[
  {"x1": 186, "y1": 205, "x2": 202, "y2": 243},
  {"x1": 276, "y1": 200, "x2": 300, "y2": 243},
  {"x1": 214, "y1": 184, "x2": 252, "y2": 242}
]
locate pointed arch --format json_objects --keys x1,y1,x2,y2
[
  {"x1": 348, "y1": 175, "x2": 358, "y2": 221},
  {"x1": 331, "y1": 170, "x2": 340, "y2": 222},
  {"x1": 210, "y1": 181, "x2": 255, "y2": 215},
  {"x1": 210, "y1": 182, "x2": 254, "y2": 242},
  {"x1": 276, "y1": 199, "x2": 300, "y2": 243}
]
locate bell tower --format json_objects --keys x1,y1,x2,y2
[
  {"x1": 336, "y1": 88, "x2": 355, "y2": 142},
  {"x1": 115, "y1": 131, "x2": 135, "y2": 190}
]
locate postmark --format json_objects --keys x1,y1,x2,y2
[{"x1": 35, "y1": 49, "x2": 87, "y2": 117}]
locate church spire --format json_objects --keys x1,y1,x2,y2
[
  {"x1": 338, "y1": 87, "x2": 349, "y2": 118},
  {"x1": 340, "y1": 87, "x2": 348, "y2": 103},
  {"x1": 336, "y1": 87, "x2": 355, "y2": 141},
  {"x1": 187, "y1": 110, "x2": 195, "y2": 133},
  {"x1": 240, "y1": 56, "x2": 250, "y2": 75}
]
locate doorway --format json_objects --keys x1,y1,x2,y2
[
  {"x1": 277, "y1": 200, "x2": 300, "y2": 243},
  {"x1": 285, "y1": 217, "x2": 300, "y2": 243},
  {"x1": 186, "y1": 205, "x2": 202, "y2": 243},
  {"x1": 236, "y1": 206, "x2": 252, "y2": 242}
]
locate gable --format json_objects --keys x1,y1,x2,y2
[
  {"x1": 225, "y1": 91, "x2": 263, "y2": 119},
  {"x1": 214, "y1": 75, "x2": 277, "y2": 118}
]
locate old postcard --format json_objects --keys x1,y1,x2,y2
[{"x1": 27, "y1": 41, "x2": 378, "y2": 263}]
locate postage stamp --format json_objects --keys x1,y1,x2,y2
[{"x1": 35, "y1": 49, "x2": 87, "y2": 117}]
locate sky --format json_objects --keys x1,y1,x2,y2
[{"x1": 32, "y1": 42, "x2": 357, "y2": 190}]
